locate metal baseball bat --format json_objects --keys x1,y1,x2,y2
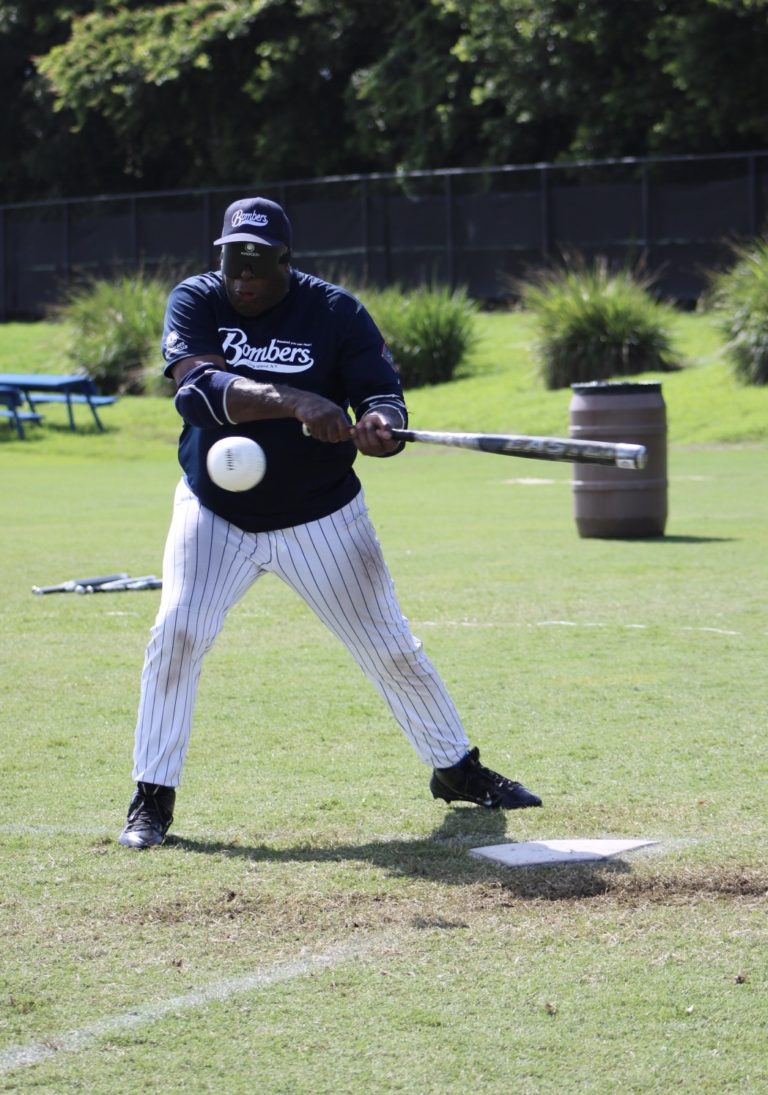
[
  {"x1": 76, "y1": 575, "x2": 162, "y2": 593},
  {"x1": 32, "y1": 572, "x2": 129, "y2": 595},
  {"x1": 389, "y1": 429, "x2": 647, "y2": 469}
]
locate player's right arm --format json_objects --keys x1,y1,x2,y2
[{"x1": 171, "y1": 356, "x2": 352, "y2": 443}]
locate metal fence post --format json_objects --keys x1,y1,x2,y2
[
  {"x1": 444, "y1": 173, "x2": 456, "y2": 291},
  {"x1": 382, "y1": 183, "x2": 392, "y2": 286},
  {"x1": 361, "y1": 177, "x2": 370, "y2": 284},
  {"x1": 748, "y1": 154, "x2": 758, "y2": 237},
  {"x1": 640, "y1": 163, "x2": 651, "y2": 250},
  {"x1": 0, "y1": 207, "x2": 5, "y2": 320},
  {"x1": 62, "y1": 201, "x2": 71, "y2": 292},
  {"x1": 539, "y1": 165, "x2": 550, "y2": 258},
  {"x1": 202, "y1": 190, "x2": 212, "y2": 266},
  {"x1": 129, "y1": 196, "x2": 139, "y2": 266}
]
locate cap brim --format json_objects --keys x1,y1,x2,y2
[{"x1": 214, "y1": 232, "x2": 286, "y2": 248}]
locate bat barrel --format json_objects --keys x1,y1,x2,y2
[{"x1": 390, "y1": 428, "x2": 646, "y2": 468}]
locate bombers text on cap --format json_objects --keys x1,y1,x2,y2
[{"x1": 213, "y1": 197, "x2": 292, "y2": 249}]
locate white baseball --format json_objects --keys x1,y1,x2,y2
[{"x1": 206, "y1": 436, "x2": 266, "y2": 491}]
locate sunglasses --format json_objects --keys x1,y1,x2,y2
[{"x1": 220, "y1": 242, "x2": 290, "y2": 278}]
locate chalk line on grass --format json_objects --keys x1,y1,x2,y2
[
  {"x1": 417, "y1": 620, "x2": 744, "y2": 635},
  {"x1": 0, "y1": 937, "x2": 382, "y2": 1075},
  {"x1": 536, "y1": 621, "x2": 742, "y2": 636},
  {"x1": 502, "y1": 477, "x2": 560, "y2": 485},
  {"x1": 680, "y1": 626, "x2": 740, "y2": 636}
]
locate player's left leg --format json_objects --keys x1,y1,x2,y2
[
  {"x1": 266, "y1": 491, "x2": 470, "y2": 768},
  {"x1": 267, "y1": 492, "x2": 542, "y2": 808}
]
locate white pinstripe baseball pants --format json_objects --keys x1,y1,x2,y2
[{"x1": 132, "y1": 480, "x2": 470, "y2": 786}]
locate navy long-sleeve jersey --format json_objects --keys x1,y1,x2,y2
[{"x1": 161, "y1": 269, "x2": 407, "y2": 532}]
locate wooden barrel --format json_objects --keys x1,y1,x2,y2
[{"x1": 569, "y1": 381, "x2": 668, "y2": 538}]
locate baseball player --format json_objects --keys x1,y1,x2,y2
[{"x1": 118, "y1": 196, "x2": 542, "y2": 848}]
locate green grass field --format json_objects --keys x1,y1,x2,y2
[{"x1": 1, "y1": 313, "x2": 766, "y2": 1093}]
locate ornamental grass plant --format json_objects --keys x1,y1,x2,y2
[
  {"x1": 707, "y1": 236, "x2": 768, "y2": 385},
  {"x1": 54, "y1": 275, "x2": 478, "y2": 396},
  {"x1": 358, "y1": 284, "x2": 479, "y2": 388},
  {"x1": 53, "y1": 271, "x2": 170, "y2": 394},
  {"x1": 513, "y1": 256, "x2": 680, "y2": 390}
]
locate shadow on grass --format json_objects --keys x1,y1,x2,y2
[
  {"x1": 0, "y1": 421, "x2": 114, "y2": 444},
  {"x1": 634, "y1": 535, "x2": 738, "y2": 544},
  {"x1": 168, "y1": 808, "x2": 631, "y2": 901}
]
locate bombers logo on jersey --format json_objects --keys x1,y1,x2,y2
[{"x1": 219, "y1": 327, "x2": 314, "y2": 371}]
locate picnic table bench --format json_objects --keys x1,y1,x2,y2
[
  {"x1": 0, "y1": 373, "x2": 117, "y2": 432},
  {"x1": 0, "y1": 385, "x2": 44, "y2": 439}
]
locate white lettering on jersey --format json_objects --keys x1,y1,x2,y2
[{"x1": 219, "y1": 328, "x2": 315, "y2": 371}]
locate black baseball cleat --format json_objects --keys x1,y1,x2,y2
[
  {"x1": 430, "y1": 747, "x2": 542, "y2": 809},
  {"x1": 118, "y1": 782, "x2": 176, "y2": 848}
]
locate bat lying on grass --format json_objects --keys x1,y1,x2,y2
[
  {"x1": 32, "y1": 573, "x2": 129, "y2": 595},
  {"x1": 388, "y1": 428, "x2": 647, "y2": 469},
  {"x1": 75, "y1": 576, "x2": 162, "y2": 593},
  {"x1": 31, "y1": 573, "x2": 161, "y2": 595}
]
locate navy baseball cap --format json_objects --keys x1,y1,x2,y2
[{"x1": 214, "y1": 197, "x2": 292, "y2": 249}]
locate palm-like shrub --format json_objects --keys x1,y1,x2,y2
[
  {"x1": 514, "y1": 257, "x2": 679, "y2": 390},
  {"x1": 55, "y1": 272, "x2": 169, "y2": 394},
  {"x1": 708, "y1": 237, "x2": 768, "y2": 385},
  {"x1": 55, "y1": 274, "x2": 477, "y2": 395},
  {"x1": 357, "y1": 285, "x2": 478, "y2": 389}
]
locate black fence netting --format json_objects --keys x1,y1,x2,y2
[{"x1": 1, "y1": 152, "x2": 766, "y2": 318}]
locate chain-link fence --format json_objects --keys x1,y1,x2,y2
[{"x1": 2, "y1": 151, "x2": 766, "y2": 319}]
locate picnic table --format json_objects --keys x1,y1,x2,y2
[
  {"x1": 0, "y1": 373, "x2": 117, "y2": 433},
  {"x1": 0, "y1": 384, "x2": 44, "y2": 439}
]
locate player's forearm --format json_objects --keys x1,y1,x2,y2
[
  {"x1": 225, "y1": 377, "x2": 303, "y2": 422},
  {"x1": 227, "y1": 378, "x2": 353, "y2": 443},
  {"x1": 173, "y1": 362, "x2": 297, "y2": 429}
]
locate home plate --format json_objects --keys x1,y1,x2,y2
[{"x1": 469, "y1": 838, "x2": 658, "y2": 868}]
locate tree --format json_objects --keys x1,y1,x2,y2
[
  {"x1": 433, "y1": 0, "x2": 768, "y2": 164},
  {"x1": 6, "y1": 0, "x2": 768, "y2": 204},
  {"x1": 345, "y1": 1, "x2": 473, "y2": 172},
  {"x1": 0, "y1": 0, "x2": 130, "y2": 200},
  {"x1": 34, "y1": 0, "x2": 398, "y2": 188},
  {"x1": 646, "y1": 1, "x2": 768, "y2": 154}
]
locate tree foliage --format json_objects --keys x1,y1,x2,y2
[
  {"x1": 2, "y1": 0, "x2": 768, "y2": 203},
  {"x1": 35, "y1": 0, "x2": 392, "y2": 185},
  {"x1": 435, "y1": 0, "x2": 768, "y2": 164},
  {"x1": 0, "y1": 0, "x2": 130, "y2": 199}
]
